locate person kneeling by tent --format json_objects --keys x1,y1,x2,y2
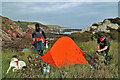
[
  {"x1": 96, "y1": 34, "x2": 111, "y2": 65},
  {"x1": 32, "y1": 23, "x2": 48, "y2": 56}
]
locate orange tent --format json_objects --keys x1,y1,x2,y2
[{"x1": 42, "y1": 37, "x2": 88, "y2": 68}]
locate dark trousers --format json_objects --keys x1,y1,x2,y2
[
  {"x1": 101, "y1": 46, "x2": 110, "y2": 56},
  {"x1": 101, "y1": 46, "x2": 110, "y2": 64},
  {"x1": 38, "y1": 50, "x2": 43, "y2": 56}
]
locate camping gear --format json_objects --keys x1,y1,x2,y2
[
  {"x1": 46, "y1": 43, "x2": 48, "y2": 49},
  {"x1": 43, "y1": 67, "x2": 47, "y2": 74},
  {"x1": 42, "y1": 37, "x2": 88, "y2": 68},
  {"x1": 32, "y1": 37, "x2": 46, "y2": 45},
  {"x1": 47, "y1": 64, "x2": 50, "y2": 73},
  {"x1": 89, "y1": 64, "x2": 94, "y2": 69},
  {"x1": 43, "y1": 64, "x2": 50, "y2": 74}
]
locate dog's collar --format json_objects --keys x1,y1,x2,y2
[{"x1": 15, "y1": 61, "x2": 18, "y2": 66}]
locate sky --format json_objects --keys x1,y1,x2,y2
[{"x1": 2, "y1": 2, "x2": 118, "y2": 29}]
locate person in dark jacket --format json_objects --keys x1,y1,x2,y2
[
  {"x1": 32, "y1": 23, "x2": 48, "y2": 56},
  {"x1": 96, "y1": 34, "x2": 111, "y2": 65},
  {"x1": 96, "y1": 34, "x2": 110, "y2": 56}
]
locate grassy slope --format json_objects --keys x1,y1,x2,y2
[
  {"x1": 1, "y1": 40, "x2": 118, "y2": 78},
  {"x1": 15, "y1": 21, "x2": 49, "y2": 32}
]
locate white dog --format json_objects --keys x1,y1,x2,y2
[{"x1": 6, "y1": 57, "x2": 26, "y2": 74}]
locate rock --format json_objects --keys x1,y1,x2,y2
[
  {"x1": 2, "y1": 17, "x2": 24, "y2": 39},
  {"x1": 97, "y1": 22, "x2": 103, "y2": 26},
  {"x1": 24, "y1": 29, "x2": 33, "y2": 38},
  {"x1": 22, "y1": 48, "x2": 30, "y2": 52},
  {"x1": 0, "y1": 29, "x2": 12, "y2": 41},
  {"x1": 97, "y1": 25, "x2": 106, "y2": 31},
  {"x1": 103, "y1": 19, "x2": 111, "y2": 25},
  {"x1": 116, "y1": 17, "x2": 120, "y2": 25},
  {"x1": 92, "y1": 23, "x2": 99, "y2": 26},
  {"x1": 28, "y1": 25, "x2": 35, "y2": 29},
  {"x1": 91, "y1": 26, "x2": 97, "y2": 29},
  {"x1": 108, "y1": 17, "x2": 120, "y2": 25},
  {"x1": 59, "y1": 29, "x2": 63, "y2": 34},
  {"x1": 88, "y1": 17, "x2": 120, "y2": 33},
  {"x1": 92, "y1": 32, "x2": 95, "y2": 34},
  {"x1": 108, "y1": 23, "x2": 119, "y2": 30}
]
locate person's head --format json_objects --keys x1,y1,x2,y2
[
  {"x1": 99, "y1": 33, "x2": 105, "y2": 41},
  {"x1": 35, "y1": 23, "x2": 40, "y2": 32}
]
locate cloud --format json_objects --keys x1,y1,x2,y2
[
  {"x1": 2, "y1": 2, "x2": 118, "y2": 29},
  {"x1": 2, "y1": 0, "x2": 120, "y2": 2},
  {"x1": 2, "y1": 2, "x2": 84, "y2": 14}
]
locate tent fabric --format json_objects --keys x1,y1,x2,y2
[{"x1": 42, "y1": 37, "x2": 88, "y2": 68}]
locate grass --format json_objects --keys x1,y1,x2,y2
[{"x1": 1, "y1": 40, "x2": 119, "y2": 79}]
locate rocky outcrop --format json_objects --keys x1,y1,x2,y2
[
  {"x1": 28, "y1": 25, "x2": 35, "y2": 29},
  {"x1": 1, "y1": 16, "x2": 35, "y2": 40},
  {"x1": 2, "y1": 17, "x2": 24, "y2": 38},
  {"x1": 81, "y1": 17, "x2": 120, "y2": 33},
  {"x1": 0, "y1": 29, "x2": 12, "y2": 41},
  {"x1": 24, "y1": 28, "x2": 33, "y2": 38},
  {"x1": 108, "y1": 23, "x2": 119, "y2": 29}
]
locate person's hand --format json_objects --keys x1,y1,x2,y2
[
  {"x1": 31, "y1": 46, "x2": 34, "y2": 49},
  {"x1": 96, "y1": 50, "x2": 101, "y2": 52},
  {"x1": 33, "y1": 38, "x2": 35, "y2": 42},
  {"x1": 46, "y1": 40, "x2": 48, "y2": 43}
]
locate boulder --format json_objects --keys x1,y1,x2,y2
[
  {"x1": 97, "y1": 22, "x2": 103, "y2": 26},
  {"x1": 97, "y1": 24, "x2": 107, "y2": 31},
  {"x1": 92, "y1": 23, "x2": 99, "y2": 26},
  {"x1": 116, "y1": 17, "x2": 120, "y2": 25},
  {"x1": 108, "y1": 23, "x2": 119, "y2": 30},
  {"x1": 91, "y1": 26, "x2": 97, "y2": 29},
  {"x1": 103, "y1": 19, "x2": 111, "y2": 25}
]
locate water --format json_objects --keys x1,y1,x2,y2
[
  {"x1": 60, "y1": 27, "x2": 81, "y2": 29},
  {"x1": 63, "y1": 31, "x2": 81, "y2": 34}
]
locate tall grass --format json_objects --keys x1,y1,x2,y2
[{"x1": 1, "y1": 41, "x2": 118, "y2": 78}]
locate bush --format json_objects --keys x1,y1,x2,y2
[{"x1": 68, "y1": 32, "x2": 92, "y2": 42}]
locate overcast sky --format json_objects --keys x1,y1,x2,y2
[{"x1": 2, "y1": 2, "x2": 118, "y2": 29}]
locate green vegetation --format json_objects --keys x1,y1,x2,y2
[
  {"x1": 46, "y1": 25, "x2": 62, "y2": 29},
  {"x1": 1, "y1": 16, "x2": 119, "y2": 78},
  {"x1": 68, "y1": 29, "x2": 119, "y2": 42},
  {"x1": 15, "y1": 21, "x2": 29, "y2": 32},
  {"x1": 68, "y1": 32, "x2": 92, "y2": 42},
  {"x1": 2, "y1": 40, "x2": 118, "y2": 78},
  {"x1": 1, "y1": 16, "x2": 49, "y2": 32},
  {"x1": 15, "y1": 21, "x2": 48, "y2": 32}
]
